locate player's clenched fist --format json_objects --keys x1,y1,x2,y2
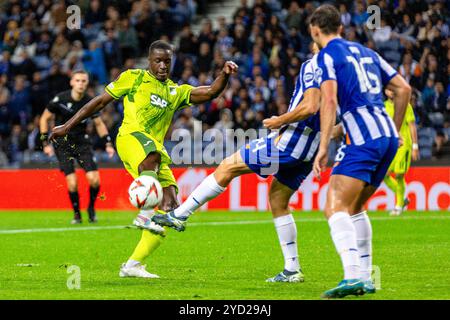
[
  {"x1": 222, "y1": 61, "x2": 238, "y2": 75},
  {"x1": 263, "y1": 116, "x2": 282, "y2": 130}
]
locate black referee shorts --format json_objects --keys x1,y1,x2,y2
[{"x1": 54, "y1": 136, "x2": 98, "y2": 176}]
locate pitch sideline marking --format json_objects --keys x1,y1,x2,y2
[{"x1": 0, "y1": 215, "x2": 449, "y2": 235}]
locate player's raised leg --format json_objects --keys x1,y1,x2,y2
[
  {"x1": 265, "y1": 178, "x2": 304, "y2": 283},
  {"x1": 152, "y1": 151, "x2": 253, "y2": 231}
]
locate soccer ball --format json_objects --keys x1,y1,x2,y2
[{"x1": 128, "y1": 175, "x2": 163, "y2": 210}]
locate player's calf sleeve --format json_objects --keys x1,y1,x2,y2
[
  {"x1": 173, "y1": 174, "x2": 226, "y2": 218},
  {"x1": 68, "y1": 191, "x2": 81, "y2": 214},
  {"x1": 129, "y1": 229, "x2": 165, "y2": 263},
  {"x1": 396, "y1": 176, "x2": 406, "y2": 208},
  {"x1": 88, "y1": 185, "x2": 100, "y2": 208},
  {"x1": 273, "y1": 214, "x2": 300, "y2": 272},
  {"x1": 328, "y1": 212, "x2": 360, "y2": 280},
  {"x1": 351, "y1": 211, "x2": 372, "y2": 281}
]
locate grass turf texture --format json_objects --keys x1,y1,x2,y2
[{"x1": 0, "y1": 210, "x2": 449, "y2": 300}]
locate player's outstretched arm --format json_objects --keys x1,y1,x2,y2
[
  {"x1": 313, "y1": 80, "x2": 338, "y2": 178},
  {"x1": 49, "y1": 92, "x2": 114, "y2": 140},
  {"x1": 385, "y1": 74, "x2": 411, "y2": 132},
  {"x1": 189, "y1": 61, "x2": 238, "y2": 104},
  {"x1": 263, "y1": 88, "x2": 320, "y2": 129}
]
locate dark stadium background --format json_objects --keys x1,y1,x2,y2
[{"x1": 0, "y1": 0, "x2": 448, "y2": 170}]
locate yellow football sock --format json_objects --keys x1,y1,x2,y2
[
  {"x1": 129, "y1": 229, "x2": 166, "y2": 263},
  {"x1": 383, "y1": 175, "x2": 397, "y2": 192},
  {"x1": 396, "y1": 175, "x2": 406, "y2": 208}
]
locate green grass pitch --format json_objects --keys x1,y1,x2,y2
[{"x1": 0, "y1": 210, "x2": 449, "y2": 300}]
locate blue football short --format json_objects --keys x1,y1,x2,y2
[
  {"x1": 239, "y1": 134, "x2": 313, "y2": 190},
  {"x1": 332, "y1": 136, "x2": 399, "y2": 187}
]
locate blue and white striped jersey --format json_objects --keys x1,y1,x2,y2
[
  {"x1": 276, "y1": 55, "x2": 321, "y2": 161},
  {"x1": 315, "y1": 38, "x2": 398, "y2": 145}
]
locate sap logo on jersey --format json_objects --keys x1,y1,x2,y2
[{"x1": 150, "y1": 94, "x2": 168, "y2": 108}]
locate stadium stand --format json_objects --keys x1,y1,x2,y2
[{"x1": 0, "y1": 0, "x2": 448, "y2": 168}]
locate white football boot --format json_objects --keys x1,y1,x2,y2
[
  {"x1": 389, "y1": 207, "x2": 403, "y2": 216},
  {"x1": 119, "y1": 263, "x2": 159, "y2": 278}
]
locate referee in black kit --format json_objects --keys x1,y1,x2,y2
[{"x1": 39, "y1": 70, "x2": 115, "y2": 224}]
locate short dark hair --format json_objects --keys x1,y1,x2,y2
[
  {"x1": 71, "y1": 69, "x2": 88, "y2": 77},
  {"x1": 148, "y1": 40, "x2": 173, "y2": 54},
  {"x1": 309, "y1": 4, "x2": 341, "y2": 35}
]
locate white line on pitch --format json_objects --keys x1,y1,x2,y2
[{"x1": 0, "y1": 215, "x2": 448, "y2": 235}]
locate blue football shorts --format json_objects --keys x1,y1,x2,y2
[
  {"x1": 239, "y1": 133, "x2": 313, "y2": 190},
  {"x1": 332, "y1": 136, "x2": 399, "y2": 187}
]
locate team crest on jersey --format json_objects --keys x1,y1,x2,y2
[
  {"x1": 314, "y1": 67, "x2": 323, "y2": 83},
  {"x1": 304, "y1": 73, "x2": 314, "y2": 82},
  {"x1": 169, "y1": 86, "x2": 177, "y2": 95},
  {"x1": 150, "y1": 94, "x2": 168, "y2": 108}
]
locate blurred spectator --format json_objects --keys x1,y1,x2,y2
[
  {"x1": 30, "y1": 72, "x2": 49, "y2": 118},
  {"x1": 285, "y1": 1, "x2": 302, "y2": 30},
  {"x1": 0, "y1": 51, "x2": 12, "y2": 77},
  {"x1": 249, "y1": 75, "x2": 270, "y2": 102},
  {"x1": 179, "y1": 25, "x2": 198, "y2": 56},
  {"x1": 215, "y1": 28, "x2": 234, "y2": 60},
  {"x1": 339, "y1": 4, "x2": 351, "y2": 28},
  {"x1": 118, "y1": 18, "x2": 139, "y2": 61},
  {"x1": 62, "y1": 40, "x2": 84, "y2": 74},
  {"x1": 50, "y1": 33, "x2": 70, "y2": 61},
  {"x1": 232, "y1": 24, "x2": 249, "y2": 55},
  {"x1": 197, "y1": 42, "x2": 213, "y2": 74},
  {"x1": 197, "y1": 18, "x2": 216, "y2": 48},
  {"x1": 85, "y1": 0, "x2": 106, "y2": 26},
  {"x1": 351, "y1": 2, "x2": 368, "y2": 27},
  {"x1": 373, "y1": 17, "x2": 393, "y2": 44},
  {"x1": 82, "y1": 41, "x2": 107, "y2": 84},
  {"x1": 0, "y1": 78, "x2": 10, "y2": 137},
  {"x1": 103, "y1": 29, "x2": 122, "y2": 70},
  {"x1": 8, "y1": 76, "x2": 31, "y2": 127}
]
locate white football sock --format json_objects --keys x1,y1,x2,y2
[
  {"x1": 125, "y1": 259, "x2": 141, "y2": 268},
  {"x1": 273, "y1": 214, "x2": 300, "y2": 272},
  {"x1": 328, "y1": 211, "x2": 360, "y2": 280},
  {"x1": 351, "y1": 211, "x2": 372, "y2": 281},
  {"x1": 173, "y1": 174, "x2": 226, "y2": 218}
]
